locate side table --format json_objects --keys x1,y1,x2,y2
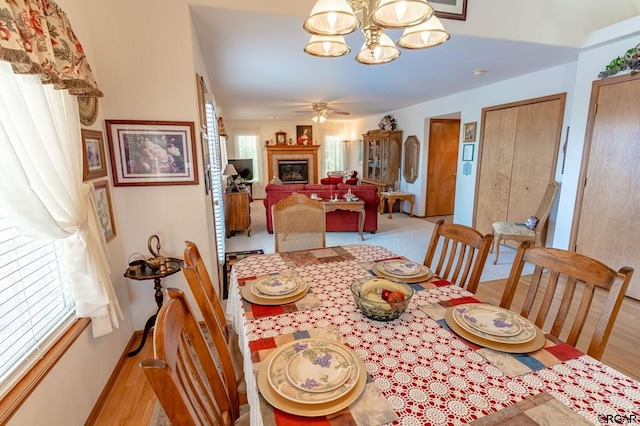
[
  {"x1": 124, "y1": 257, "x2": 183, "y2": 357},
  {"x1": 379, "y1": 192, "x2": 415, "y2": 219},
  {"x1": 322, "y1": 199, "x2": 366, "y2": 240}
]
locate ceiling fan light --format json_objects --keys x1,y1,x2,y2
[
  {"x1": 371, "y1": 0, "x2": 433, "y2": 28},
  {"x1": 355, "y1": 32, "x2": 400, "y2": 65},
  {"x1": 397, "y1": 16, "x2": 450, "y2": 49},
  {"x1": 311, "y1": 115, "x2": 319, "y2": 123},
  {"x1": 304, "y1": 35, "x2": 351, "y2": 57},
  {"x1": 303, "y1": 0, "x2": 360, "y2": 35}
]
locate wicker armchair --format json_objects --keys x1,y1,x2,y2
[{"x1": 272, "y1": 193, "x2": 325, "y2": 253}]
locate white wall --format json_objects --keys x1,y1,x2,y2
[{"x1": 10, "y1": 0, "x2": 216, "y2": 423}]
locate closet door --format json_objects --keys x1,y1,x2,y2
[
  {"x1": 507, "y1": 99, "x2": 564, "y2": 222},
  {"x1": 474, "y1": 94, "x2": 565, "y2": 237},
  {"x1": 475, "y1": 108, "x2": 517, "y2": 235},
  {"x1": 573, "y1": 75, "x2": 640, "y2": 299}
]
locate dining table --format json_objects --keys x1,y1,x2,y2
[{"x1": 225, "y1": 244, "x2": 640, "y2": 425}]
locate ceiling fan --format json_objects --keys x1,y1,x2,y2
[{"x1": 294, "y1": 102, "x2": 350, "y2": 123}]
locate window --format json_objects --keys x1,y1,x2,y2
[
  {"x1": 205, "y1": 102, "x2": 226, "y2": 261},
  {"x1": 0, "y1": 216, "x2": 75, "y2": 395},
  {"x1": 323, "y1": 128, "x2": 346, "y2": 174},
  {"x1": 234, "y1": 131, "x2": 261, "y2": 183}
]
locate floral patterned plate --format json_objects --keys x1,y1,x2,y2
[
  {"x1": 267, "y1": 338, "x2": 359, "y2": 404},
  {"x1": 377, "y1": 260, "x2": 429, "y2": 278},
  {"x1": 285, "y1": 346, "x2": 351, "y2": 393},
  {"x1": 250, "y1": 274, "x2": 306, "y2": 299},
  {"x1": 255, "y1": 274, "x2": 302, "y2": 296},
  {"x1": 452, "y1": 304, "x2": 536, "y2": 344}
]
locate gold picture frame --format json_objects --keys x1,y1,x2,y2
[
  {"x1": 105, "y1": 119, "x2": 199, "y2": 186},
  {"x1": 92, "y1": 180, "x2": 116, "y2": 242},
  {"x1": 82, "y1": 129, "x2": 108, "y2": 181},
  {"x1": 196, "y1": 73, "x2": 207, "y2": 130},
  {"x1": 463, "y1": 122, "x2": 477, "y2": 142}
]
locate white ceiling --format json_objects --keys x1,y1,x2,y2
[{"x1": 190, "y1": 1, "x2": 639, "y2": 121}]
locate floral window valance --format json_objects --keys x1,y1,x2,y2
[{"x1": 0, "y1": 0, "x2": 102, "y2": 97}]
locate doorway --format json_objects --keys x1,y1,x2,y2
[{"x1": 426, "y1": 119, "x2": 459, "y2": 217}]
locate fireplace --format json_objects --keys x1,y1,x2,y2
[
  {"x1": 266, "y1": 145, "x2": 320, "y2": 184},
  {"x1": 278, "y1": 160, "x2": 308, "y2": 184}
]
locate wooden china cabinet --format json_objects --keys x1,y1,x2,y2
[
  {"x1": 224, "y1": 188, "x2": 251, "y2": 238},
  {"x1": 362, "y1": 129, "x2": 403, "y2": 193}
]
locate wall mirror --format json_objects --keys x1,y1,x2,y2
[{"x1": 403, "y1": 135, "x2": 420, "y2": 183}]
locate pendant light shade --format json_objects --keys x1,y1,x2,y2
[
  {"x1": 304, "y1": 35, "x2": 351, "y2": 57},
  {"x1": 355, "y1": 32, "x2": 400, "y2": 65},
  {"x1": 371, "y1": 0, "x2": 434, "y2": 28},
  {"x1": 397, "y1": 16, "x2": 450, "y2": 49},
  {"x1": 303, "y1": 0, "x2": 360, "y2": 35}
]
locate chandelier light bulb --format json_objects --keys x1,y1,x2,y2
[
  {"x1": 395, "y1": 1, "x2": 407, "y2": 22},
  {"x1": 327, "y1": 11, "x2": 337, "y2": 30}
]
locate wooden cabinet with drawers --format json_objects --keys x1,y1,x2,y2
[{"x1": 224, "y1": 189, "x2": 251, "y2": 238}]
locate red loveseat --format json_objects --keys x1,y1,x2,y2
[{"x1": 263, "y1": 183, "x2": 379, "y2": 234}]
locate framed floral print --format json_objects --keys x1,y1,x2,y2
[
  {"x1": 463, "y1": 122, "x2": 477, "y2": 142},
  {"x1": 82, "y1": 129, "x2": 108, "y2": 181},
  {"x1": 105, "y1": 120, "x2": 199, "y2": 186},
  {"x1": 92, "y1": 180, "x2": 116, "y2": 242}
]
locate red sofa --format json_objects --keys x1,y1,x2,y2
[{"x1": 264, "y1": 183, "x2": 379, "y2": 234}]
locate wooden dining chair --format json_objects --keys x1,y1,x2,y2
[
  {"x1": 183, "y1": 241, "x2": 246, "y2": 400},
  {"x1": 141, "y1": 288, "x2": 249, "y2": 426},
  {"x1": 424, "y1": 219, "x2": 494, "y2": 293},
  {"x1": 500, "y1": 241, "x2": 634, "y2": 360},
  {"x1": 491, "y1": 180, "x2": 559, "y2": 264},
  {"x1": 272, "y1": 193, "x2": 326, "y2": 253}
]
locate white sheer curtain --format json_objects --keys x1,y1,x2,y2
[
  {"x1": 323, "y1": 126, "x2": 346, "y2": 174},
  {"x1": 0, "y1": 62, "x2": 122, "y2": 337},
  {"x1": 234, "y1": 130, "x2": 261, "y2": 183}
]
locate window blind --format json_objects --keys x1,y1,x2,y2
[
  {"x1": 0, "y1": 216, "x2": 75, "y2": 394},
  {"x1": 205, "y1": 102, "x2": 226, "y2": 261}
]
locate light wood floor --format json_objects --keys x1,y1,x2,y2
[{"x1": 89, "y1": 279, "x2": 640, "y2": 424}]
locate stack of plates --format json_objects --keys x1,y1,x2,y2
[
  {"x1": 241, "y1": 274, "x2": 308, "y2": 305},
  {"x1": 374, "y1": 259, "x2": 433, "y2": 283},
  {"x1": 257, "y1": 338, "x2": 367, "y2": 417},
  {"x1": 445, "y1": 303, "x2": 545, "y2": 353}
]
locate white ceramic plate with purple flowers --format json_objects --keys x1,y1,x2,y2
[
  {"x1": 285, "y1": 346, "x2": 351, "y2": 393},
  {"x1": 250, "y1": 274, "x2": 306, "y2": 298},
  {"x1": 377, "y1": 259, "x2": 429, "y2": 278},
  {"x1": 452, "y1": 304, "x2": 535, "y2": 344},
  {"x1": 267, "y1": 339, "x2": 359, "y2": 404}
]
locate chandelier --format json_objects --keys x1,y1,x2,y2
[{"x1": 303, "y1": 0, "x2": 450, "y2": 65}]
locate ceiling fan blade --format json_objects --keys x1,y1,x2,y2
[
  {"x1": 294, "y1": 110, "x2": 313, "y2": 113},
  {"x1": 331, "y1": 111, "x2": 351, "y2": 115}
]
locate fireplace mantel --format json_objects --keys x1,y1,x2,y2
[{"x1": 266, "y1": 145, "x2": 320, "y2": 184}]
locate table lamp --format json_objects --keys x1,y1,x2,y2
[{"x1": 223, "y1": 163, "x2": 238, "y2": 191}]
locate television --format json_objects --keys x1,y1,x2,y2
[{"x1": 228, "y1": 159, "x2": 253, "y2": 181}]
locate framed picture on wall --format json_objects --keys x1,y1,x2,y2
[
  {"x1": 430, "y1": 0, "x2": 467, "y2": 21},
  {"x1": 92, "y1": 180, "x2": 116, "y2": 242},
  {"x1": 105, "y1": 119, "x2": 199, "y2": 186},
  {"x1": 296, "y1": 125, "x2": 312, "y2": 145},
  {"x1": 82, "y1": 129, "x2": 108, "y2": 181},
  {"x1": 462, "y1": 143, "x2": 475, "y2": 161},
  {"x1": 463, "y1": 122, "x2": 477, "y2": 142}
]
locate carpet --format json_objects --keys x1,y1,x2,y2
[{"x1": 223, "y1": 249, "x2": 264, "y2": 299}]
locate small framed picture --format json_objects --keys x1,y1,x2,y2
[
  {"x1": 463, "y1": 122, "x2": 477, "y2": 142},
  {"x1": 462, "y1": 143, "x2": 475, "y2": 161},
  {"x1": 92, "y1": 180, "x2": 116, "y2": 242},
  {"x1": 105, "y1": 119, "x2": 199, "y2": 186},
  {"x1": 296, "y1": 125, "x2": 312, "y2": 145},
  {"x1": 82, "y1": 129, "x2": 108, "y2": 181}
]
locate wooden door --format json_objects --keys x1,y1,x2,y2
[
  {"x1": 474, "y1": 94, "x2": 565, "y2": 236},
  {"x1": 426, "y1": 119, "x2": 459, "y2": 216},
  {"x1": 475, "y1": 108, "x2": 517, "y2": 235},
  {"x1": 573, "y1": 75, "x2": 640, "y2": 299},
  {"x1": 507, "y1": 100, "x2": 564, "y2": 222}
]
